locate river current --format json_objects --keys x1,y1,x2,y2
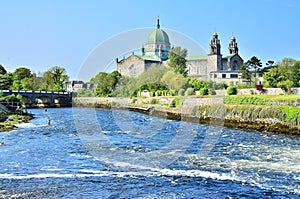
[{"x1": 0, "y1": 108, "x2": 299, "y2": 198}]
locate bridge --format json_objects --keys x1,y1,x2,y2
[{"x1": 0, "y1": 90, "x2": 72, "y2": 108}]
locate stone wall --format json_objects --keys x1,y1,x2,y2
[{"x1": 186, "y1": 59, "x2": 207, "y2": 79}]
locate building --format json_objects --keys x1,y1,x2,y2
[
  {"x1": 116, "y1": 18, "x2": 169, "y2": 77},
  {"x1": 116, "y1": 19, "x2": 244, "y2": 85},
  {"x1": 67, "y1": 80, "x2": 94, "y2": 93},
  {"x1": 187, "y1": 32, "x2": 244, "y2": 85}
]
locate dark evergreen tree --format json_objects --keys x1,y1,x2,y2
[{"x1": 167, "y1": 46, "x2": 188, "y2": 77}]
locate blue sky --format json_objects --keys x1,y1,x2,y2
[{"x1": 0, "y1": 0, "x2": 299, "y2": 80}]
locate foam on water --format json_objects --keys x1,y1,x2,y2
[
  {"x1": 6, "y1": 167, "x2": 297, "y2": 195},
  {"x1": 0, "y1": 167, "x2": 237, "y2": 182}
]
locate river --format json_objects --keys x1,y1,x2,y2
[{"x1": 0, "y1": 108, "x2": 299, "y2": 198}]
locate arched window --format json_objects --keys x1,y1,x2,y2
[{"x1": 232, "y1": 60, "x2": 238, "y2": 70}]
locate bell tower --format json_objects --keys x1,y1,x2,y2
[
  {"x1": 228, "y1": 35, "x2": 239, "y2": 54},
  {"x1": 209, "y1": 32, "x2": 221, "y2": 55},
  {"x1": 207, "y1": 32, "x2": 222, "y2": 76}
]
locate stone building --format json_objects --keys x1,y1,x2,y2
[
  {"x1": 67, "y1": 80, "x2": 94, "y2": 93},
  {"x1": 187, "y1": 32, "x2": 244, "y2": 85},
  {"x1": 116, "y1": 18, "x2": 169, "y2": 77},
  {"x1": 116, "y1": 19, "x2": 244, "y2": 85}
]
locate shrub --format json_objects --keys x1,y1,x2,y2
[
  {"x1": 150, "y1": 91, "x2": 155, "y2": 97},
  {"x1": 163, "y1": 90, "x2": 168, "y2": 96},
  {"x1": 169, "y1": 90, "x2": 176, "y2": 96},
  {"x1": 178, "y1": 89, "x2": 185, "y2": 96},
  {"x1": 131, "y1": 97, "x2": 137, "y2": 104},
  {"x1": 200, "y1": 87, "x2": 209, "y2": 96},
  {"x1": 185, "y1": 88, "x2": 195, "y2": 96},
  {"x1": 169, "y1": 99, "x2": 176, "y2": 107},
  {"x1": 156, "y1": 90, "x2": 162, "y2": 96},
  {"x1": 174, "y1": 97, "x2": 181, "y2": 106},
  {"x1": 226, "y1": 86, "x2": 237, "y2": 95},
  {"x1": 209, "y1": 89, "x2": 216, "y2": 95}
]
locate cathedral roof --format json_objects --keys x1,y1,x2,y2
[
  {"x1": 186, "y1": 54, "x2": 237, "y2": 61},
  {"x1": 222, "y1": 54, "x2": 235, "y2": 59},
  {"x1": 147, "y1": 18, "x2": 170, "y2": 44},
  {"x1": 186, "y1": 55, "x2": 208, "y2": 61}
]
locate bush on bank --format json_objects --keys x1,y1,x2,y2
[
  {"x1": 224, "y1": 95, "x2": 300, "y2": 106},
  {"x1": 194, "y1": 104, "x2": 300, "y2": 126}
]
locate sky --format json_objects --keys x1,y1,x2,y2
[{"x1": 0, "y1": 0, "x2": 299, "y2": 81}]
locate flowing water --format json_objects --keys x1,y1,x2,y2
[{"x1": 0, "y1": 108, "x2": 299, "y2": 198}]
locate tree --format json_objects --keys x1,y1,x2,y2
[
  {"x1": 263, "y1": 58, "x2": 298, "y2": 93},
  {"x1": 0, "y1": 64, "x2": 7, "y2": 75},
  {"x1": 243, "y1": 56, "x2": 262, "y2": 84},
  {"x1": 167, "y1": 46, "x2": 188, "y2": 77},
  {"x1": 21, "y1": 77, "x2": 35, "y2": 90},
  {"x1": 240, "y1": 64, "x2": 251, "y2": 83},
  {"x1": 161, "y1": 70, "x2": 187, "y2": 91},
  {"x1": 261, "y1": 60, "x2": 275, "y2": 73},
  {"x1": 0, "y1": 74, "x2": 13, "y2": 90},
  {"x1": 263, "y1": 66, "x2": 280, "y2": 88},
  {"x1": 76, "y1": 88, "x2": 94, "y2": 97},
  {"x1": 112, "y1": 76, "x2": 137, "y2": 97},
  {"x1": 11, "y1": 67, "x2": 32, "y2": 90},
  {"x1": 188, "y1": 77, "x2": 207, "y2": 90},
  {"x1": 93, "y1": 71, "x2": 121, "y2": 97},
  {"x1": 292, "y1": 61, "x2": 300, "y2": 87},
  {"x1": 40, "y1": 66, "x2": 69, "y2": 91},
  {"x1": 13, "y1": 67, "x2": 31, "y2": 80},
  {"x1": 280, "y1": 57, "x2": 296, "y2": 67},
  {"x1": 136, "y1": 64, "x2": 167, "y2": 86}
]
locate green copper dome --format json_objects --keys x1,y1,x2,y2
[{"x1": 147, "y1": 19, "x2": 170, "y2": 43}]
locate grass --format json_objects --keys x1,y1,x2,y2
[
  {"x1": 224, "y1": 94, "x2": 300, "y2": 106},
  {"x1": 0, "y1": 114, "x2": 34, "y2": 132}
]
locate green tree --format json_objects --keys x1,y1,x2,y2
[
  {"x1": 187, "y1": 77, "x2": 207, "y2": 90},
  {"x1": 263, "y1": 66, "x2": 280, "y2": 88},
  {"x1": 13, "y1": 67, "x2": 31, "y2": 80},
  {"x1": 11, "y1": 67, "x2": 32, "y2": 90},
  {"x1": 277, "y1": 79, "x2": 294, "y2": 94},
  {"x1": 167, "y1": 46, "x2": 188, "y2": 77},
  {"x1": 0, "y1": 64, "x2": 7, "y2": 75},
  {"x1": 240, "y1": 64, "x2": 251, "y2": 83},
  {"x1": 243, "y1": 56, "x2": 262, "y2": 84},
  {"x1": 280, "y1": 57, "x2": 296, "y2": 67},
  {"x1": 20, "y1": 78, "x2": 33, "y2": 90},
  {"x1": 136, "y1": 64, "x2": 167, "y2": 86},
  {"x1": 93, "y1": 71, "x2": 121, "y2": 97},
  {"x1": 161, "y1": 70, "x2": 187, "y2": 91},
  {"x1": 113, "y1": 64, "x2": 167, "y2": 97},
  {"x1": 263, "y1": 58, "x2": 297, "y2": 93},
  {"x1": 76, "y1": 88, "x2": 94, "y2": 97},
  {"x1": 292, "y1": 61, "x2": 300, "y2": 87},
  {"x1": 0, "y1": 74, "x2": 13, "y2": 90},
  {"x1": 112, "y1": 76, "x2": 136, "y2": 97},
  {"x1": 40, "y1": 66, "x2": 69, "y2": 91}
]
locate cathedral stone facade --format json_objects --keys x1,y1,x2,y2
[{"x1": 116, "y1": 19, "x2": 244, "y2": 85}]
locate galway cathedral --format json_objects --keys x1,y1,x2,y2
[{"x1": 116, "y1": 19, "x2": 244, "y2": 85}]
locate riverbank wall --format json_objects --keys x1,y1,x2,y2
[{"x1": 73, "y1": 97, "x2": 300, "y2": 135}]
